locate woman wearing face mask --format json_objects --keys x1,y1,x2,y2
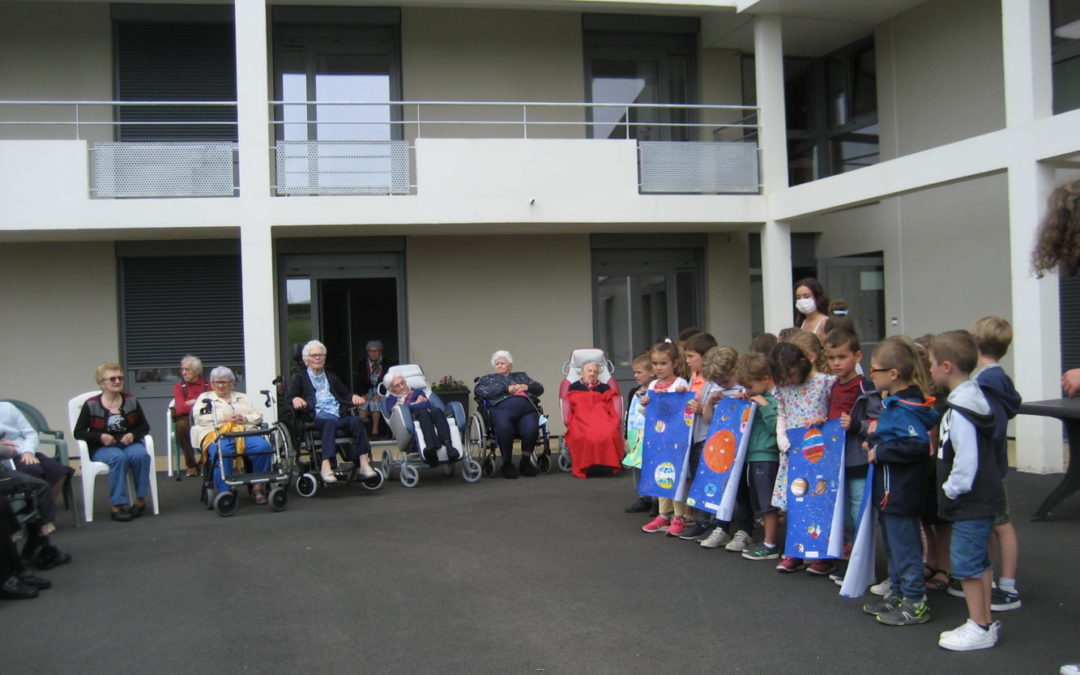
[{"x1": 794, "y1": 278, "x2": 830, "y2": 339}]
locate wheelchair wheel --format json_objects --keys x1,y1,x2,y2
[
  {"x1": 481, "y1": 455, "x2": 496, "y2": 478},
  {"x1": 295, "y1": 473, "x2": 318, "y2": 498},
  {"x1": 537, "y1": 453, "x2": 552, "y2": 474},
  {"x1": 466, "y1": 414, "x2": 484, "y2": 459},
  {"x1": 360, "y1": 468, "x2": 385, "y2": 491},
  {"x1": 201, "y1": 483, "x2": 215, "y2": 509},
  {"x1": 213, "y1": 490, "x2": 239, "y2": 517},
  {"x1": 557, "y1": 438, "x2": 572, "y2": 472},
  {"x1": 462, "y1": 457, "x2": 482, "y2": 483},
  {"x1": 380, "y1": 450, "x2": 394, "y2": 479},
  {"x1": 269, "y1": 487, "x2": 288, "y2": 512},
  {"x1": 400, "y1": 463, "x2": 419, "y2": 488}
]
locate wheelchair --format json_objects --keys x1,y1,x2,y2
[
  {"x1": 377, "y1": 365, "x2": 482, "y2": 487},
  {"x1": 555, "y1": 348, "x2": 622, "y2": 474},
  {"x1": 467, "y1": 381, "x2": 553, "y2": 478}
]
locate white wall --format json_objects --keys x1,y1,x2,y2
[{"x1": 705, "y1": 230, "x2": 753, "y2": 350}]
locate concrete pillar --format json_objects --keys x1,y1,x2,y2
[
  {"x1": 1002, "y1": 0, "x2": 1062, "y2": 472},
  {"x1": 235, "y1": 0, "x2": 278, "y2": 394},
  {"x1": 754, "y1": 15, "x2": 793, "y2": 334}
]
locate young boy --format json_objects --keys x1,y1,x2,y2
[
  {"x1": 824, "y1": 328, "x2": 881, "y2": 580},
  {"x1": 861, "y1": 336, "x2": 940, "y2": 627},
  {"x1": 930, "y1": 330, "x2": 1006, "y2": 651},
  {"x1": 733, "y1": 352, "x2": 782, "y2": 561},
  {"x1": 624, "y1": 352, "x2": 655, "y2": 514},
  {"x1": 669, "y1": 332, "x2": 719, "y2": 538},
  {"x1": 971, "y1": 316, "x2": 1023, "y2": 611}
]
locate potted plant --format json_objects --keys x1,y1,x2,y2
[{"x1": 432, "y1": 376, "x2": 470, "y2": 415}]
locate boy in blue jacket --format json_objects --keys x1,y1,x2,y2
[{"x1": 861, "y1": 336, "x2": 941, "y2": 627}]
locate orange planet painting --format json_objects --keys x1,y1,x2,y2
[{"x1": 703, "y1": 430, "x2": 736, "y2": 474}]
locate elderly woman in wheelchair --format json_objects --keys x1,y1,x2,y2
[
  {"x1": 474, "y1": 350, "x2": 545, "y2": 479},
  {"x1": 385, "y1": 373, "x2": 460, "y2": 467}
]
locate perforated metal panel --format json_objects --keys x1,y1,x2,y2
[
  {"x1": 638, "y1": 141, "x2": 759, "y2": 194},
  {"x1": 92, "y1": 142, "x2": 237, "y2": 198},
  {"x1": 274, "y1": 140, "x2": 410, "y2": 195}
]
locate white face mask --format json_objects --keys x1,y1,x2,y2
[{"x1": 795, "y1": 297, "x2": 817, "y2": 315}]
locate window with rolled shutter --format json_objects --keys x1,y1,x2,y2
[{"x1": 1061, "y1": 275, "x2": 1080, "y2": 372}]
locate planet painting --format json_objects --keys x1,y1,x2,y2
[
  {"x1": 654, "y1": 420, "x2": 667, "y2": 433},
  {"x1": 703, "y1": 430, "x2": 737, "y2": 474},
  {"x1": 654, "y1": 462, "x2": 677, "y2": 490},
  {"x1": 740, "y1": 404, "x2": 753, "y2": 434},
  {"x1": 812, "y1": 479, "x2": 827, "y2": 496},
  {"x1": 790, "y1": 477, "x2": 809, "y2": 497},
  {"x1": 802, "y1": 428, "x2": 825, "y2": 463}
]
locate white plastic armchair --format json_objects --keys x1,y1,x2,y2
[{"x1": 68, "y1": 391, "x2": 160, "y2": 523}]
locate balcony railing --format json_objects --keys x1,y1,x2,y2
[{"x1": 0, "y1": 100, "x2": 760, "y2": 198}]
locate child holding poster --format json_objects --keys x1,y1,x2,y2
[
  {"x1": 670, "y1": 332, "x2": 719, "y2": 539},
  {"x1": 733, "y1": 352, "x2": 782, "y2": 561},
  {"x1": 624, "y1": 353, "x2": 656, "y2": 514},
  {"x1": 640, "y1": 340, "x2": 690, "y2": 533},
  {"x1": 860, "y1": 336, "x2": 940, "y2": 627},
  {"x1": 768, "y1": 340, "x2": 835, "y2": 572}
]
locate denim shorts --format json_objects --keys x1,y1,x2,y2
[
  {"x1": 951, "y1": 517, "x2": 994, "y2": 579},
  {"x1": 747, "y1": 461, "x2": 779, "y2": 513}
]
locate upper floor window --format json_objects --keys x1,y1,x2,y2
[{"x1": 1053, "y1": 0, "x2": 1080, "y2": 114}]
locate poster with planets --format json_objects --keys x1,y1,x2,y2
[
  {"x1": 638, "y1": 391, "x2": 696, "y2": 499},
  {"x1": 783, "y1": 419, "x2": 846, "y2": 560},
  {"x1": 685, "y1": 397, "x2": 756, "y2": 521}
]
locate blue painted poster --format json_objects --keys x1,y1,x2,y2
[
  {"x1": 783, "y1": 419, "x2": 846, "y2": 560},
  {"x1": 638, "y1": 391, "x2": 695, "y2": 499},
  {"x1": 685, "y1": 397, "x2": 756, "y2": 521},
  {"x1": 622, "y1": 392, "x2": 646, "y2": 469},
  {"x1": 840, "y1": 463, "x2": 876, "y2": 598}
]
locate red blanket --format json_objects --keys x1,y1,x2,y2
[{"x1": 565, "y1": 388, "x2": 624, "y2": 478}]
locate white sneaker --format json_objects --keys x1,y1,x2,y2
[
  {"x1": 699, "y1": 528, "x2": 731, "y2": 549},
  {"x1": 938, "y1": 619, "x2": 998, "y2": 651},
  {"x1": 1060, "y1": 664, "x2": 1080, "y2": 675},
  {"x1": 724, "y1": 530, "x2": 753, "y2": 552},
  {"x1": 870, "y1": 579, "x2": 891, "y2": 596}
]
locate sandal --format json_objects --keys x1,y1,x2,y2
[
  {"x1": 924, "y1": 566, "x2": 950, "y2": 591},
  {"x1": 253, "y1": 488, "x2": 268, "y2": 505}
]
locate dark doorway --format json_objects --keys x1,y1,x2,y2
[{"x1": 319, "y1": 277, "x2": 399, "y2": 392}]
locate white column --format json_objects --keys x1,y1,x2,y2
[
  {"x1": 754, "y1": 15, "x2": 793, "y2": 334},
  {"x1": 235, "y1": 0, "x2": 278, "y2": 393},
  {"x1": 1002, "y1": 0, "x2": 1061, "y2": 472}
]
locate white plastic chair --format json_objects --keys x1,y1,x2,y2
[{"x1": 68, "y1": 391, "x2": 160, "y2": 523}]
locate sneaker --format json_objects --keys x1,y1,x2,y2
[
  {"x1": 990, "y1": 586, "x2": 1021, "y2": 611},
  {"x1": 876, "y1": 597, "x2": 931, "y2": 626},
  {"x1": 642, "y1": 515, "x2": 671, "y2": 533},
  {"x1": 1061, "y1": 664, "x2": 1080, "y2": 675},
  {"x1": 742, "y1": 542, "x2": 780, "y2": 560},
  {"x1": 831, "y1": 571, "x2": 845, "y2": 587},
  {"x1": 699, "y1": 527, "x2": 731, "y2": 549},
  {"x1": 519, "y1": 456, "x2": 537, "y2": 477},
  {"x1": 947, "y1": 579, "x2": 965, "y2": 598},
  {"x1": 862, "y1": 594, "x2": 898, "y2": 616},
  {"x1": 625, "y1": 497, "x2": 652, "y2": 513},
  {"x1": 665, "y1": 517, "x2": 690, "y2": 537},
  {"x1": 870, "y1": 579, "x2": 891, "y2": 596},
  {"x1": 938, "y1": 619, "x2": 998, "y2": 651},
  {"x1": 725, "y1": 530, "x2": 753, "y2": 552},
  {"x1": 677, "y1": 520, "x2": 710, "y2": 540},
  {"x1": 806, "y1": 560, "x2": 836, "y2": 576},
  {"x1": 776, "y1": 556, "x2": 805, "y2": 573}
]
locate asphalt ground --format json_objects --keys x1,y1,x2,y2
[{"x1": 3, "y1": 463, "x2": 1079, "y2": 674}]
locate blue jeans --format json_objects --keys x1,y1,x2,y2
[
  {"x1": 314, "y1": 413, "x2": 370, "y2": 462},
  {"x1": 95, "y1": 443, "x2": 151, "y2": 506},
  {"x1": 845, "y1": 475, "x2": 867, "y2": 532},
  {"x1": 879, "y1": 511, "x2": 925, "y2": 600},
  {"x1": 208, "y1": 436, "x2": 272, "y2": 494},
  {"x1": 951, "y1": 517, "x2": 994, "y2": 579}
]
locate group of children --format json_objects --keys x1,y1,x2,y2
[{"x1": 622, "y1": 318, "x2": 1021, "y2": 652}]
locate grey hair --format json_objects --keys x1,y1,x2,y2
[
  {"x1": 302, "y1": 340, "x2": 327, "y2": 358},
  {"x1": 366, "y1": 339, "x2": 383, "y2": 351},
  {"x1": 491, "y1": 350, "x2": 513, "y2": 367},
  {"x1": 582, "y1": 361, "x2": 603, "y2": 373},
  {"x1": 181, "y1": 354, "x2": 203, "y2": 374},
  {"x1": 209, "y1": 366, "x2": 236, "y2": 383}
]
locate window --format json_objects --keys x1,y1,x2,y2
[{"x1": 1053, "y1": 0, "x2": 1080, "y2": 114}]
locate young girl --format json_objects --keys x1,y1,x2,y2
[
  {"x1": 670, "y1": 332, "x2": 719, "y2": 539},
  {"x1": 768, "y1": 341, "x2": 836, "y2": 572},
  {"x1": 794, "y1": 278, "x2": 830, "y2": 339},
  {"x1": 640, "y1": 340, "x2": 691, "y2": 533}
]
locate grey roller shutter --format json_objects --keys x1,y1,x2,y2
[{"x1": 1061, "y1": 275, "x2": 1080, "y2": 371}]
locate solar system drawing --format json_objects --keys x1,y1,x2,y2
[
  {"x1": 638, "y1": 391, "x2": 695, "y2": 499},
  {"x1": 783, "y1": 418, "x2": 846, "y2": 560},
  {"x1": 685, "y1": 397, "x2": 756, "y2": 521}
]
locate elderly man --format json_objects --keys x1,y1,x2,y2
[{"x1": 286, "y1": 340, "x2": 377, "y2": 483}]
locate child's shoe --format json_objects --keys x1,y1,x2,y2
[
  {"x1": 741, "y1": 542, "x2": 780, "y2": 560},
  {"x1": 665, "y1": 517, "x2": 690, "y2": 537},
  {"x1": 938, "y1": 619, "x2": 999, "y2": 651},
  {"x1": 862, "y1": 594, "x2": 898, "y2": 616},
  {"x1": 642, "y1": 515, "x2": 671, "y2": 533},
  {"x1": 870, "y1": 578, "x2": 891, "y2": 596},
  {"x1": 724, "y1": 530, "x2": 752, "y2": 552},
  {"x1": 775, "y1": 556, "x2": 805, "y2": 573},
  {"x1": 830, "y1": 571, "x2": 845, "y2": 587},
  {"x1": 625, "y1": 496, "x2": 652, "y2": 513},
  {"x1": 947, "y1": 578, "x2": 965, "y2": 598},
  {"x1": 699, "y1": 527, "x2": 731, "y2": 549},
  {"x1": 876, "y1": 597, "x2": 931, "y2": 626},
  {"x1": 806, "y1": 560, "x2": 835, "y2": 576},
  {"x1": 990, "y1": 586, "x2": 1021, "y2": 611},
  {"x1": 678, "y1": 520, "x2": 711, "y2": 540}
]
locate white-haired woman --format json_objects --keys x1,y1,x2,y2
[
  {"x1": 191, "y1": 367, "x2": 272, "y2": 504},
  {"x1": 172, "y1": 354, "x2": 208, "y2": 477},
  {"x1": 474, "y1": 350, "x2": 544, "y2": 479}
]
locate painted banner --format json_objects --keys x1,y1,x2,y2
[
  {"x1": 685, "y1": 397, "x2": 756, "y2": 521},
  {"x1": 783, "y1": 419, "x2": 846, "y2": 560},
  {"x1": 622, "y1": 393, "x2": 646, "y2": 469},
  {"x1": 840, "y1": 463, "x2": 876, "y2": 598},
  {"x1": 638, "y1": 391, "x2": 695, "y2": 499}
]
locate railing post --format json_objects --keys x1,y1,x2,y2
[
  {"x1": 523, "y1": 104, "x2": 528, "y2": 139},
  {"x1": 625, "y1": 106, "x2": 630, "y2": 140}
]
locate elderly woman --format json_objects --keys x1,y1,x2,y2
[
  {"x1": 385, "y1": 373, "x2": 458, "y2": 466},
  {"x1": 0, "y1": 401, "x2": 73, "y2": 506},
  {"x1": 359, "y1": 340, "x2": 395, "y2": 439},
  {"x1": 191, "y1": 367, "x2": 273, "y2": 505},
  {"x1": 73, "y1": 363, "x2": 152, "y2": 522},
  {"x1": 563, "y1": 362, "x2": 623, "y2": 478},
  {"x1": 172, "y1": 354, "x2": 209, "y2": 477},
  {"x1": 474, "y1": 350, "x2": 544, "y2": 479}
]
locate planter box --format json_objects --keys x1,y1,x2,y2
[{"x1": 433, "y1": 389, "x2": 470, "y2": 418}]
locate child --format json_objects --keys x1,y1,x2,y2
[
  {"x1": 734, "y1": 352, "x2": 782, "y2": 561},
  {"x1": 640, "y1": 340, "x2": 691, "y2": 533},
  {"x1": 971, "y1": 316, "x2": 1023, "y2": 611},
  {"x1": 823, "y1": 328, "x2": 881, "y2": 579},
  {"x1": 624, "y1": 353, "x2": 655, "y2": 514},
  {"x1": 860, "y1": 336, "x2": 940, "y2": 626},
  {"x1": 929, "y1": 330, "x2": 1006, "y2": 651},
  {"x1": 749, "y1": 332, "x2": 778, "y2": 355},
  {"x1": 768, "y1": 340, "x2": 835, "y2": 572},
  {"x1": 672, "y1": 332, "x2": 720, "y2": 539}
]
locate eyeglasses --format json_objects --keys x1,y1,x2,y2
[
  {"x1": 869, "y1": 368, "x2": 893, "y2": 374},
  {"x1": 102, "y1": 376, "x2": 124, "y2": 383},
  {"x1": 307, "y1": 353, "x2": 326, "y2": 359},
  {"x1": 211, "y1": 380, "x2": 232, "y2": 386}
]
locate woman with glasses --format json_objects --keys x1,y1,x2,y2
[{"x1": 73, "y1": 363, "x2": 151, "y2": 522}]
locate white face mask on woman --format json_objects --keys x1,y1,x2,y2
[{"x1": 795, "y1": 297, "x2": 817, "y2": 315}]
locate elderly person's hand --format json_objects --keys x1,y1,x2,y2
[
  {"x1": 18, "y1": 451, "x2": 40, "y2": 465},
  {"x1": 351, "y1": 394, "x2": 367, "y2": 407},
  {"x1": 292, "y1": 396, "x2": 308, "y2": 409}
]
